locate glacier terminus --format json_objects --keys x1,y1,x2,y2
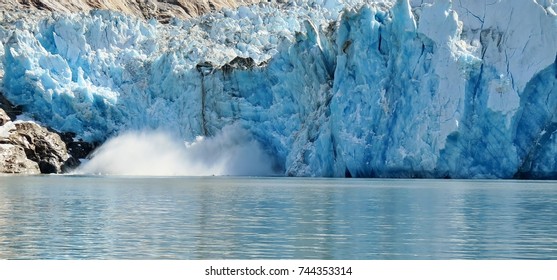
[{"x1": 1, "y1": 0, "x2": 557, "y2": 178}]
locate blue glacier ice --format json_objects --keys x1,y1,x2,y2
[{"x1": 2, "y1": 0, "x2": 557, "y2": 178}]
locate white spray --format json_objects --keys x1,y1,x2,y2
[{"x1": 75, "y1": 124, "x2": 277, "y2": 176}]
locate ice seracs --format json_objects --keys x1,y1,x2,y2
[{"x1": 2, "y1": 0, "x2": 557, "y2": 178}]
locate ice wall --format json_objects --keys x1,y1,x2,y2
[{"x1": 2, "y1": 0, "x2": 557, "y2": 178}]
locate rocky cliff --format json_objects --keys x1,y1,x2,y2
[
  {"x1": 0, "y1": 108, "x2": 79, "y2": 174},
  {"x1": 1, "y1": 0, "x2": 261, "y2": 22}
]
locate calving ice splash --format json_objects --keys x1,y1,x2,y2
[
  {"x1": 2, "y1": 0, "x2": 557, "y2": 178},
  {"x1": 75, "y1": 125, "x2": 277, "y2": 176}
]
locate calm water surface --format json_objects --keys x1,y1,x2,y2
[{"x1": 0, "y1": 176, "x2": 556, "y2": 259}]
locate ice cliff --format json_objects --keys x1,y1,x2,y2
[{"x1": 2, "y1": 0, "x2": 557, "y2": 178}]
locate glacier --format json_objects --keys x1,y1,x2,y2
[{"x1": 1, "y1": 0, "x2": 557, "y2": 178}]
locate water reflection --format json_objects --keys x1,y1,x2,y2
[{"x1": 0, "y1": 177, "x2": 556, "y2": 259}]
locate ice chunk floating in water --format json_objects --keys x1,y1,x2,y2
[{"x1": 76, "y1": 125, "x2": 277, "y2": 176}]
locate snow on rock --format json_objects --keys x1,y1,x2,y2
[{"x1": 2, "y1": 0, "x2": 557, "y2": 178}]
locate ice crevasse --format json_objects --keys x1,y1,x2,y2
[{"x1": 2, "y1": 0, "x2": 557, "y2": 178}]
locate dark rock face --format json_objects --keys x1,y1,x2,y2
[
  {"x1": 1, "y1": 108, "x2": 41, "y2": 174},
  {"x1": 8, "y1": 122, "x2": 74, "y2": 173},
  {"x1": 222, "y1": 57, "x2": 259, "y2": 73},
  {"x1": 0, "y1": 108, "x2": 80, "y2": 174},
  {"x1": 59, "y1": 132, "x2": 97, "y2": 160},
  {"x1": 0, "y1": 93, "x2": 23, "y2": 122},
  {"x1": 0, "y1": 107, "x2": 10, "y2": 126}
]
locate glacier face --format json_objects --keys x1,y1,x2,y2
[{"x1": 2, "y1": 0, "x2": 557, "y2": 178}]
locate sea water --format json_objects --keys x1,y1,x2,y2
[{"x1": 0, "y1": 176, "x2": 556, "y2": 259}]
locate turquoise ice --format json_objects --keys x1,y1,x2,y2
[{"x1": 2, "y1": 0, "x2": 557, "y2": 178}]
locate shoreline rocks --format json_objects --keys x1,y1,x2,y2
[
  {"x1": 0, "y1": 108, "x2": 81, "y2": 174},
  {"x1": 0, "y1": 143, "x2": 41, "y2": 174}
]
